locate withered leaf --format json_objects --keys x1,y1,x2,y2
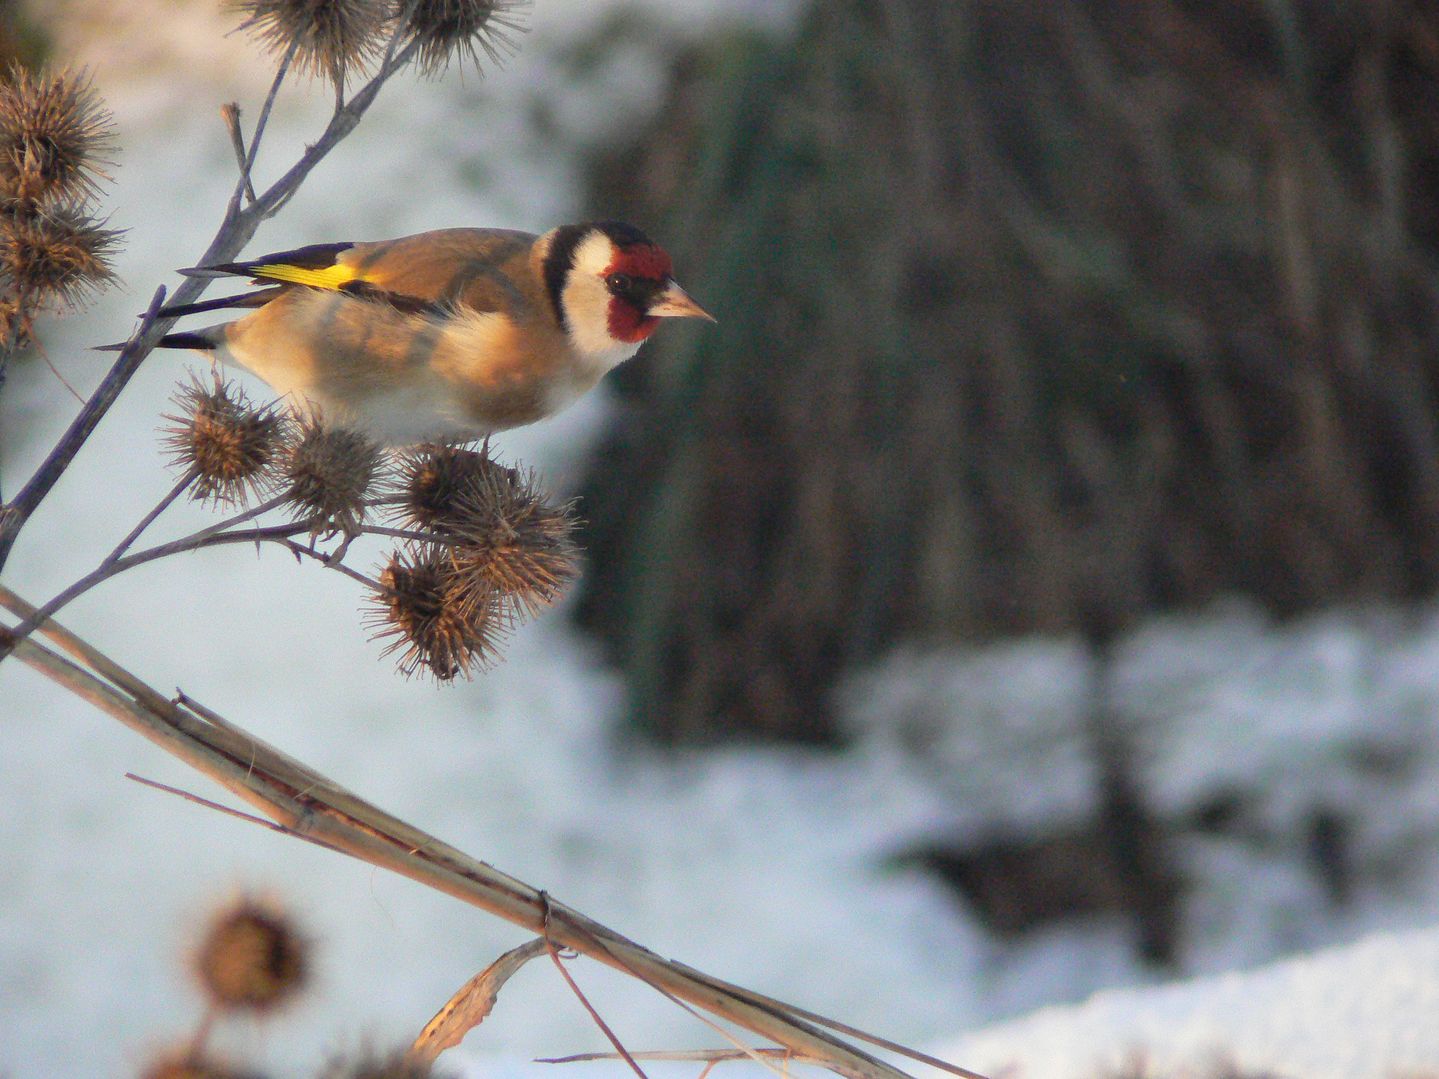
[{"x1": 410, "y1": 937, "x2": 548, "y2": 1064}]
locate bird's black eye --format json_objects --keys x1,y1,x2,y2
[{"x1": 606, "y1": 273, "x2": 633, "y2": 294}]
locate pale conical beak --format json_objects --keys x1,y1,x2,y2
[{"x1": 649, "y1": 280, "x2": 716, "y2": 322}]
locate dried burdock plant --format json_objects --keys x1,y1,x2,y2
[
  {"x1": 391, "y1": 443, "x2": 579, "y2": 621},
  {"x1": 139, "y1": 1050, "x2": 269, "y2": 1079},
  {"x1": 447, "y1": 471, "x2": 577, "y2": 621},
  {"x1": 230, "y1": 0, "x2": 391, "y2": 85},
  {"x1": 399, "y1": 0, "x2": 528, "y2": 75},
  {"x1": 192, "y1": 896, "x2": 310, "y2": 1015},
  {"x1": 320, "y1": 1046, "x2": 445, "y2": 1079},
  {"x1": 0, "y1": 65, "x2": 115, "y2": 206},
  {"x1": 0, "y1": 68, "x2": 118, "y2": 369},
  {"x1": 0, "y1": 201, "x2": 121, "y2": 309},
  {"x1": 391, "y1": 441, "x2": 488, "y2": 531},
  {"x1": 280, "y1": 413, "x2": 383, "y2": 533},
  {"x1": 162, "y1": 375, "x2": 288, "y2": 505},
  {"x1": 366, "y1": 541, "x2": 508, "y2": 681}
]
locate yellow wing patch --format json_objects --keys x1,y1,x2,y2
[{"x1": 249, "y1": 261, "x2": 359, "y2": 290}]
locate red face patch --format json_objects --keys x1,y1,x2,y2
[
  {"x1": 607, "y1": 301, "x2": 659, "y2": 343},
  {"x1": 605, "y1": 242, "x2": 671, "y2": 342},
  {"x1": 606, "y1": 243, "x2": 673, "y2": 282}
]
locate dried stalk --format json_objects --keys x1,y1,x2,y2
[
  {"x1": 540, "y1": 1049, "x2": 807, "y2": 1066},
  {"x1": 0, "y1": 38, "x2": 420, "y2": 573},
  {"x1": 0, "y1": 583, "x2": 985, "y2": 1079}
]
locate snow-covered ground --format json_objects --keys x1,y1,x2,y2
[
  {"x1": 4, "y1": 3, "x2": 1439, "y2": 1077},
  {"x1": 942, "y1": 923, "x2": 1439, "y2": 1079}
]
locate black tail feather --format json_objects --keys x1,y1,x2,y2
[
  {"x1": 177, "y1": 262, "x2": 259, "y2": 279},
  {"x1": 155, "y1": 331, "x2": 217, "y2": 351},
  {"x1": 93, "y1": 330, "x2": 218, "y2": 353},
  {"x1": 156, "y1": 286, "x2": 284, "y2": 319}
]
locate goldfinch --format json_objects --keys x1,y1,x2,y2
[{"x1": 152, "y1": 221, "x2": 713, "y2": 444}]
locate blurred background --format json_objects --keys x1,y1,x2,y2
[
  {"x1": 575, "y1": 0, "x2": 1439, "y2": 960},
  {"x1": 6, "y1": 0, "x2": 1439, "y2": 1076}
]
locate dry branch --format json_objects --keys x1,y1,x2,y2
[
  {"x1": 0, "y1": 35, "x2": 420, "y2": 573},
  {"x1": 0, "y1": 583, "x2": 985, "y2": 1079}
]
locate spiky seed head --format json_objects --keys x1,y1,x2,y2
[
  {"x1": 400, "y1": 0, "x2": 528, "y2": 75},
  {"x1": 230, "y1": 0, "x2": 391, "y2": 84},
  {"x1": 193, "y1": 897, "x2": 309, "y2": 1015},
  {"x1": 140, "y1": 1051, "x2": 268, "y2": 1079},
  {"x1": 366, "y1": 543, "x2": 508, "y2": 681},
  {"x1": 391, "y1": 441, "x2": 488, "y2": 531},
  {"x1": 163, "y1": 375, "x2": 287, "y2": 505},
  {"x1": 281, "y1": 414, "x2": 381, "y2": 533},
  {"x1": 388, "y1": 444, "x2": 578, "y2": 618},
  {"x1": 447, "y1": 466, "x2": 579, "y2": 621},
  {"x1": 0, "y1": 201, "x2": 120, "y2": 309},
  {"x1": 320, "y1": 1047, "x2": 442, "y2": 1079},
  {"x1": 0, "y1": 65, "x2": 115, "y2": 206}
]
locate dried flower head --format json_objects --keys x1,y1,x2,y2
[
  {"x1": 0, "y1": 201, "x2": 120, "y2": 308},
  {"x1": 451, "y1": 470, "x2": 578, "y2": 621},
  {"x1": 231, "y1": 0, "x2": 390, "y2": 84},
  {"x1": 193, "y1": 896, "x2": 309, "y2": 1014},
  {"x1": 321, "y1": 1047, "x2": 441, "y2": 1079},
  {"x1": 391, "y1": 444, "x2": 578, "y2": 620},
  {"x1": 163, "y1": 375, "x2": 287, "y2": 505},
  {"x1": 390, "y1": 441, "x2": 487, "y2": 531},
  {"x1": 399, "y1": 0, "x2": 528, "y2": 75},
  {"x1": 366, "y1": 542, "x2": 507, "y2": 680},
  {"x1": 281, "y1": 413, "x2": 382, "y2": 533},
  {"x1": 140, "y1": 1050, "x2": 267, "y2": 1079},
  {"x1": 0, "y1": 66, "x2": 115, "y2": 205}
]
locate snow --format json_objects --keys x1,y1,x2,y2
[
  {"x1": 940, "y1": 926, "x2": 1439, "y2": 1079},
  {"x1": 4, "y1": 3, "x2": 1439, "y2": 1078}
]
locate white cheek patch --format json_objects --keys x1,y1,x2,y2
[{"x1": 560, "y1": 232, "x2": 644, "y2": 369}]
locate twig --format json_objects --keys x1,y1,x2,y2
[
  {"x1": 543, "y1": 895, "x2": 651, "y2": 1079},
  {"x1": 220, "y1": 104, "x2": 258, "y2": 204},
  {"x1": 228, "y1": 39, "x2": 297, "y2": 219},
  {"x1": 103, "y1": 469, "x2": 198, "y2": 566},
  {"x1": 0, "y1": 285, "x2": 170, "y2": 572},
  {"x1": 358, "y1": 524, "x2": 449, "y2": 544},
  {"x1": 33, "y1": 336, "x2": 86, "y2": 404},
  {"x1": 0, "y1": 37, "x2": 421, "y2": 575},
  {"x1": 276, "y1": 538, "x2": 386, "y2": 590},
  {"x1": 558, "y1": 918, "x2": 793, "y2": 1079},
  {"x1": 538, "y1": 1049, "x2": 805, "y2": 1066},
  {"x1": 1, "y1": 488, "x2": 401, "y2": 663},
  {"x1": 0, "y1": 522, "x2": 310, "y2": 659},
  {"x1": 0, "y1": 591, "x2": 971, "y2": 1079},
  {"x1": 249, "y1": 37, "x2": 421, "y2": 222},
  {"x1": 124, "y1": 772, "x2": 346, "y2": 854}
]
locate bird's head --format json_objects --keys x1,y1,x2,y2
[{"x1": 543, "y1": 221, "x2": 714, "y2": 367}]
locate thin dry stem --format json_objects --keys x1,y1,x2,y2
[
  {"x1": 220, "y1": 103, "x2": 257, "y2": 204},
  {"x1": 538, "y1": 1049, "x2": 808, "y2": 1066},
  {"x1": 0, "y1": 585, "x2": 987, "y2": 1079},
  {"x1": 540, "y1": 914, "x2": 651, "y2": 1079},
  {"x1": 0, "y1": 504, "x2": 389, "y2": 661},
  {"x1": 0, "y1": 35, "x2": 422, "y2": 575},
  {"x1": 125, "y1": 772, "x2": 345, "y2": 852}
]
